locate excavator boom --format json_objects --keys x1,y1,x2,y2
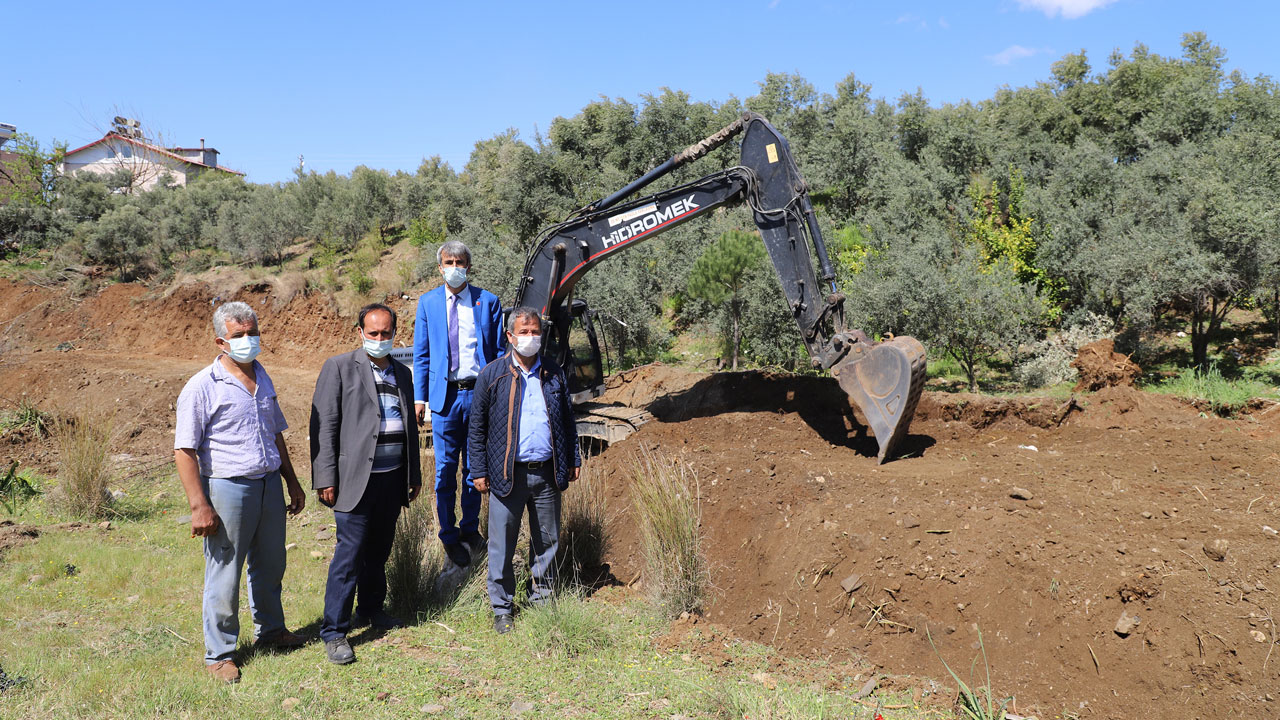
[{"x1": 513, "y1": 112, "x2": 927, "y2": 463}]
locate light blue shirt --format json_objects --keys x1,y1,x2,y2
[
  {"x1": 515, "y1": 356, "x2": 553, "y2": 463},
  {"x1": 447, "y1": 290, "x2": 481, "y2": 382},
  {"x1": 174, "y1": 356, "x2": 288, "y2": 479}
]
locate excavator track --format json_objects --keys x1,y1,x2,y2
[{"x1": 831, "y1": 336, "x2": 927, "y2": 463}]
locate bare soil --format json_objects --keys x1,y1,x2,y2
[{"x1": 4, "y1": 279, "x2": 1280, "y2": 718}]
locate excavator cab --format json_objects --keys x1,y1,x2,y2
[{"x1": 542, "y1": 298, "x2": 605, "y2": 402}]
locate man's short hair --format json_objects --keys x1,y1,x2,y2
[
  {"x1": 212, "y1": 301, "x2": 258, "y2": 338},
  {"x1": 358, "y1": 303, "x2": 397, "y2": 333},
  {"x1": 508, "y1": 306, "x2": 542, "y2": 332},
  {"x1": 436, "y1": 240, "x2": 472, "y2": 265}
]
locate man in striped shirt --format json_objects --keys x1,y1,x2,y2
[{"x1": 310, "y1": 303, "x2": 422, "y2": 665}]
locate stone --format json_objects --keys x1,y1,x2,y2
[
  {"x1": 281, "y1": 697, "x2": 300, "y2": 710},
  {"x1": 309, "y1": 550, "x2": 326, "y2": 559},
  {"x1": 376, "y1": 692, "x2": 390, "y2": 701},
  {"x1": 285, "y1": 542, "x2": 297, "y2": 551},
  {"x1": 510, "y1": 700, "x2": 534, "y2": 715},
  {"x1": 1114, "y1": 610, "x2": 1140, "y2": 637},
  {"x1": 903, "y1": 516, "x2": 920, "y2": 529},
  {"x1": 420, "y1": 705, "x2": 445, "y2": 714},
  {"x1": 98, "y1": 521, "x2": 112, "y2": 531},
  {"x1": 1141, "y1": 511, "x2": 1153, "y2": 519},
  {"x1": 1251, "y1": 630, "x2": 1268, "y2": 643},
  {"x1": 1204, "y1": 539, "x2": 1229, "y2": 562},
  {"x1": 840, "y1": 573, "x2": 864, "y2": 594},
  {"x1": 750, "y1": 672, "x2": 777, "y2": 690},
  {"x1": 1009, "y1": 487, "x2": 1034, "y2": 501},
  {"x1": 176, "y1": 514, "x2": 192, "y2": 524}
]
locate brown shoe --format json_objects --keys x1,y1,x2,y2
[
  {"x1": 255, "y1": 628, "x2": 308, "y2": 649},
  {"x1": 205, "y1": 659, "x2": 240, "y2": 684}
]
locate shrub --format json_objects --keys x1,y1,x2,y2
[
  {"x1": 0, "y1": 461, "x2": 42, "y2": 514},
  {"x1": 54, "y1": 412, "x2": 115, "y2": 519},
  {"x1": 1014, "y1": 311, "x2": 1115, "y2": 389},
  {"x1": 518, "y1": 593, "x2": 613, "y2": 658},
  {"x1": 557, "y1": 459, "x2": 608, "y2": 586},
  {"x1": 630, "y1": 448, "x2": 707, "y2": 618},
  {"x1": 386, "y1": 494, "x2": 437, "y2": 618}
]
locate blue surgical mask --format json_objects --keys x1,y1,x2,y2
[
  {"x1": 362, "y1": 331, "x2": 393, "y2": 358},
  {"x1": 442, "y1": 266, "x2": 468, "y2": 289},
  {"x1": 223, "y1": 335, "x2": 261, "y2": 363}
]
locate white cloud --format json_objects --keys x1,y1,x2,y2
[
  {"x1": 1016, "y1": 0, "x2": 1118, "y2": 19},
  {"x1": 987, "y1": 44, "x2": 1049, "y2": 65},
  {"x1": 938, "y1": 16, "x2": 950, "y2": 29}
]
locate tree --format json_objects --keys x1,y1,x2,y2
[
  {"x1": 87, "y1": 204, "x2": 152, "y2": 278},
  {"x1": 0, "y1": 133, "x2": 65, "y2": 207},
  {"x1": 688, "y1": 230, "x2": 767, "y2": 370}
]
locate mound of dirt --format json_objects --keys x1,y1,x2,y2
[
  {"x1": 1072, "y1": 339, "x2": 1141, "y2": 391},
  {"x1": 595, "y1": 369, "x2": 1280, "y2": 719}
]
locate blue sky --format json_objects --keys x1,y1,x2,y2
[{"x1": 6, "y1": 1, "x2": 1277, "y2": 184}]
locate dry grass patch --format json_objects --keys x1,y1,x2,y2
[
  {"x1": 630, "y1": 448, "x2": 708, "y2": 618},
  {"x1": 53, "y1": 411, "x2": 115, "y2": 519}
]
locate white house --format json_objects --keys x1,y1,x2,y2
[{"x1": 60, "y1": 132, "x2": 242, "y2": 191}]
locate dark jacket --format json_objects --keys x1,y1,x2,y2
[
  {"x1": 468, "y1": 353, "x2": 580, "y2": 498},
  {"x1": 309, "y1": 348, "x2": 422, "y2": 513}
]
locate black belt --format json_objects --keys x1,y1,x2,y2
[
  {"x1": 449, "y1": 378, "x2": 476, "y2": 390},
  {"x1": 515, "y1": 460, "x2": 550, "y2": 470}
]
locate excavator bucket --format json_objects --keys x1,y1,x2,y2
[{"x1": 831, "y1": 336, "x2": 927, "y2": 463}]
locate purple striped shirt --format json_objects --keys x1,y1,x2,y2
[{"x1": 174, "y1": 356, "x2": 289, "y2": 479}]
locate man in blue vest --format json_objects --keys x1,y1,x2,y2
[{"x1": 413, "y1": 240, "x2": 504, "y2": 567}]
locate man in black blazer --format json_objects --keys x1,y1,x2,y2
[{"x1": 310, "y1": 303, "x2": 422, "y2": 665}]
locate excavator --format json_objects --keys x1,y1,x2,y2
[{"x1": 510, "y1": 111, "x2": 927, "y2": 463}]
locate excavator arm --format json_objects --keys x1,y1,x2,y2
[{"x1": 513, "y1": 112, "x2": 926, "y2": 463}]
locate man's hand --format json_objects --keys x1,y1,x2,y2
[
  {"x1": 286, "y1": 480, "x2": 306, "y2": 515},
  {"x1": 572, "y1": 466, "x2": 581, "y2": 482},
  {"x1": 318, "y1": 487, "x2": 337, "y2": 507},
  {"x1": 473, "y1": 476, "x2": 489, "y2": 494},
  {"x1": 190, "y1": 503, "x2": 221, "y2": 538},
  {"x1": 408, "y1": 485, "x2": 420, "y2": 502},
  {"x1": 415, "y1": 402, "x2": 430, "y2": 428}
]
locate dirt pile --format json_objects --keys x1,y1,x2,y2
[
  {"x1": 1072, "y1": 339, "x2": 1141, "y2": 391},
  {"x1": 595, "y1": 366, "x2": 1280, "y2": 719}
]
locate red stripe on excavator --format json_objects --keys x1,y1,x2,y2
[{"x1": 547, "y1": 206, "x2": 700, "y2": 310}]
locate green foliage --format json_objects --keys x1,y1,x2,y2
[
  {"x1": 927, "y1": 626, "x2": 1011, "y2": 720},
  {"x1": 86, "y1": 205, "x2": 153, "y2": 278},
  {"x1": 406, "y1": 215, "x2": 445, "y2": 248},
  {"x1": 0, "y1": 133, "x2": 65, "y2": 207},
  {"x1": 1152, "y1": 362, "x2": 1274, "y2": 416},
  {"x1": 0, "y1": 461, "x2": 43, "y2": 514},
  {"x1": 688, "y1": 230, "x2": 767, "y2": 369}
]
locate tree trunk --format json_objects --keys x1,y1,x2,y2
[
  {"x1": 1273, "y1": 287, "x2": 1279, "y2": 345},
  {"x1": 731, "y1": 301, "x2": 740, "y2": 371}
]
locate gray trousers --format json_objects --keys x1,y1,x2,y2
[
  {"x1": 487, "y1": 464, "x2": 560, "y2": 616},
  {"x1": 201, "y1": 471, "x2": 287, "y2": 663}
]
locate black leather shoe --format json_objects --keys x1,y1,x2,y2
[
  {"x1": 493, "y1": 615, "x2": 514, "y2": 635},
  {"x1": 443, "y1": 542, "x2": 471, "y2": 567},
  {"x1": 354, "y1": 610, "x2": 406, "y2": 630},
  {"x1": 324, "y1": 637, "x2": 355, "y2": 665}
]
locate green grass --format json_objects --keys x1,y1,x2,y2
[
  {"x1": 0, "y1": 477, "x2": 926, "y2": 719},
  {"x1": 1149, "y1": 362, "x2": 1279, "y2": 416}
]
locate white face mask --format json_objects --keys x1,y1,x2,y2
[
  {"x1": 361, "y1": 330, "x2": 393, "y2": 358},
  {"x1": 442, "y1": 266, "x2": 468, "y2": 289},
  {"x1": 512, "y1": 335, "x2": 541, "y2": 358},
  {"x1": 222, "y1": 335, "x2": 261, "y2": 363}
]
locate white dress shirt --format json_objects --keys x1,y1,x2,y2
[{"x1": 447, "y1": 289, "x2": 481, "y2": 381}]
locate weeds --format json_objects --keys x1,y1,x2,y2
[
  {"x1": 631, "y1": 448, "x2": 708, "y2": 618},
  {"x1": 387, "y1": 494, "x2": 437, "y2": 618},
  {"x1": 558, "y1": 459, "x2": 608, "y2": 586},
  {"x1": 1, "y1": 461, "x2": 42, "y2": 514},
  {"x1": 53, "y1": 412, "x2": 115, "y2": 519},
  {"x1": 518, "y1": 592, "x2": 613, "y2": 658},
  {"x1": 1153, "y1": 362, "x2": 1272, "y2": 416},
  {"x1": 0, "y1": 397, "x2": 50, "y2": 438},
  {"x1": 927, "y1": 625, "x2": 1010, "y2": 720}
]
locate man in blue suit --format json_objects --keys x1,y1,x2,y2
[{"x1": 414, "y1": 240, "x2": 504, "y2": 567}]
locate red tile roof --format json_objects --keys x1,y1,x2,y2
[{"x1": 63, "y1": 133, "x2": 243, "y2": 176}]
